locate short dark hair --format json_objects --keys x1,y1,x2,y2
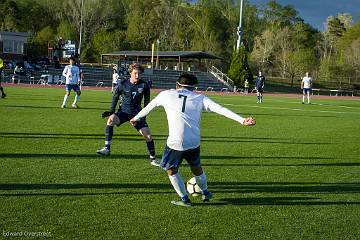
[
  {"x1": 69, "y1": 56, "x2": 76, "y2": 62},
  {"x1": 177, "y1": 72, "x2": 198, "y2": 87}
]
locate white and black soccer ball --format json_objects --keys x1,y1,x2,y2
[{"x1": 186, "y1": 177, "x2": 202, "y2": 196}]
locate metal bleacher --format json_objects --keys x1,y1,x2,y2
[
  {"x1": 2, "y1": 65, "x2": 230, "y2": 91},
  {"x1": 143, "y1": 69, "x2": 230, "y2": 91}
]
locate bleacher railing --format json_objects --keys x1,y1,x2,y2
[{"x1": 209, "y1": 66, "x2": 234, "y2": 91}]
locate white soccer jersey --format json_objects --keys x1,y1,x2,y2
[
  {"x1": 134, "y1": 88, "x2": 245, "y2": 151},
  {"x1": 112, "y1": 72, "x2": 119, "y2": 84},
  {"x1": 62, "y1": 65, "x2": 80, "y2": 85},
  {"x1": 302, "y1": 76, "x2": 312, "y2": 89}
]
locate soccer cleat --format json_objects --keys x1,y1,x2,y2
[
  {"x1": 72, "y1": 104, "x2": 79, "y2": 108},
  {"x1": 202, "y1": 192, "x2": 213, "y2": 202},
  {"x1": 97, "y1": 147, "x2": 110, "y2": 156},
  {"x1": 149, "y1": 156, "x2": 160, "y2": 167},
  {"x1": 61, "y1": 104, "x2": 66, "y2": 108},
  {"x1": 171, "y1": 199, "x2": 192, "y2": 207},
  {"x1": 1, "y1": 93, "x2": 6, "y2": 98}
]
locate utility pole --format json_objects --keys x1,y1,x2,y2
[
  {"x1": 156, "y1": 39, "x2": 160, "y2": 69},
  {"x1": 78, "y1": 0, "x2": 84, "y2": 57},
  {"x1": 236, "y1": 0, "x2": 244, "y2": 50}
]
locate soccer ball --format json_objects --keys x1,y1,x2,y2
[{"x1": 186, "y1": 177, "x2": 202, "y2": 196}]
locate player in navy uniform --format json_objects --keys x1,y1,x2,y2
[
  {"x1": 255, "y1": 70, "x2": 265, "y2": 103},
  {"x1": 97, "y1": 63, "x2": 158, "y2": 166}
]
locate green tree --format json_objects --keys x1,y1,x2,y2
[
  {"x1": 228, "y1": 46, "x2": 253, "y2": 88},
  {"x1": 318, "y1": 57, "x2": 354, "y2": 88},
  {"x1": 56, "y1": 22, "x2": 77, "y2": 41}
]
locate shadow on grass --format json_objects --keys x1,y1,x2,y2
[
  {"x1": 2, "y1": 105, "x2": 106, "y2": 110},
  {"x1": 0, "y1": 153, "x2": 150, "y2": 159},
  {"x1": 0, "y1": 152, "x2": 354, "y2": 167},
  {"x1": 0, "y1": 153, "x2": 344, "y2": 162},
  {"x1": 205, "y1": 197, "x2": 360, "y2": 206},
  {"x1": 1, "y1": 182, "x2": 359, "y2": 198},
  {"x1": 202, "y1": 162, "x2": 360, "y2": 167},
  {"x1": 0, "y1": 132, "x2": 331, "y2": 145},
  {"x1": 0, "y1": 183, "x2": 171, "y2": 191},
  {"x1": 208, "y1": 181, "x2": 360, "y2": 194}
]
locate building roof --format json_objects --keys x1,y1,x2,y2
[
  {"x1": 0, "y1": 31, "x2": 29, "y2": 42},
  {"x1": 102, "y1": 50, "x2": 222, "y2": 60}
]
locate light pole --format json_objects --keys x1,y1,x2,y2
[
  {"x1": 236, "y1": 0, "x2": 244, "y2": 50},
  {"x1": 78, "y1": 0, "x2": 84, "y2": 57},
  {"x1": 156, "y1": 39, "x2": 160, "y2": 69}
]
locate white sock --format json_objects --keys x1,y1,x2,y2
[
  {"x1": 195, "y1": 172, "x2": 208, "y2": 193},
  {"x1": 168, "y1": 173, "x2": 187, "y2": 198},
  {"x1": 302, "y1": 96, "x2": 305, "y2": 102},
  {"x1": 307, "y1": 96, "x2": 310, "y2": 103},
  {"x1": 73, "y1": 94, "x2": 80, "y2": 105},
  {"x1": 62, "y1": 94, "x2": 69, "y2": 106}
]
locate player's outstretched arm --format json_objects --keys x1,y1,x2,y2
[{"x1": 243, "y1": 117, "x2": 256, "y2": 126}]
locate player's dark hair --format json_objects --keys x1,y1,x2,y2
[
  {"x1": 178, "y1": 73, "x2": 198, "y2": 87},
  {"x1": 69, "y1": 56, "x2": 76, "y2": 61}
]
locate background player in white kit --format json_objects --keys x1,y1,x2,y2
[
  {"x1": 111, "y1": 69, "x2": 119, "y2": 93},
  {"x1": 130, "y1": 73, "x2": 256, "y2": 207},
  {"x1": 61, "y1": 56, "x2": 81, "y2": 108},
  {"x1": 301, "y1": 72, "x2": 312, "y2": 104}
]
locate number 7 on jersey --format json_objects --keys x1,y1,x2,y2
[{"x1": 178, "y1": 94, "x2": 187, "y2": 112}]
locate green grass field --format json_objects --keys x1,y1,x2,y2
[{"x1": 0, "y1": 86, "x2": 359, "y2": 240}]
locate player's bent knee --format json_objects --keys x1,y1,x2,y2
[
  {"x1": 167, "y1": 168, "x2": 178, "y2": 176},
  {"x1": 144, "y1": 135, "x2": 152, "y2": 142},
  {"x1": 107, "y1": 115, "x2": 119, "y2": 126},
  {"x1": 77, "y1": 91, "x2": 81, "y2": 96}
]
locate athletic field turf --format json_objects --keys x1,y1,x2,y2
[{"x1": 0, "y1": 86, "x2": 359, "y2": 239}]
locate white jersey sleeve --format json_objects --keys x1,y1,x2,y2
[
  {"x1": 202, "y1": 96, "x2": 245, "y2": 124},
  {"x1": 133, "y1": 89, "x2": 246, "y2": 151}
]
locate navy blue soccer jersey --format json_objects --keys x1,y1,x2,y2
[
  {"x1": 255, "y1": 75, "x2": 265, "y2": 89},
  {"x1": 110, "y1": 79, "x2": 150, "y2": 115}
]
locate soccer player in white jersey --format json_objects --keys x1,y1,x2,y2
[
  {"x1": 61, "y1": 56, "x2": 81, "y2": 108},
  {"x1": 301, "y1": 72, "x2": 312, "y2": 104},
  {"x1": 130, "y1": 73, "x2": 256, "y2": 207}
]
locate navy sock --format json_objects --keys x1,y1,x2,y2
[
  {"x1": 181, "y1": 195, "x2": 190, "y2": 202},
  {"x1": 203, "y1": 189, "x2": 210, "y2": 195},
  {"x1": 105, "y1": 125, "x2": 114, "y2": 150},
  {"x1": 146, "y1": 140, "x2": 155, "y2": 156},
  {"x1": 0, "y1": 86, "x2": 4, "y2": 94}
]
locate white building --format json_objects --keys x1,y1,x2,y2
[{"x1": 0, "y1": 31, "x2": 29, "y2": 62}]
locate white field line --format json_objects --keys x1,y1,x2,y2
[{"x1": 268, "y1": 99, "x2": 360, "y2": 110}]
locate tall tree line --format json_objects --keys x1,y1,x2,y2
[{"x1": 1, "y1": 0, "x2": 359, "y2": 87}]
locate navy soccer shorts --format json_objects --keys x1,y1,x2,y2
[
  {"x1": 115, "y1": 111, "x2": 148, "y2": 131},
  {"x1": 65, "y1": 84, "x2": 80, "y2": 92},
  {"x1": 160, "y1": 145, "x2": 201, "y2": 170},
  {"x1": 303, "y1": 88, "x2": 311, "y2": 94},
  {"x1": 256, "y1": 87, "x2": 264, "y2": 93}
]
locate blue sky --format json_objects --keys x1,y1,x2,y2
[{"x1": 248, "y1": 0, "x2": 360, "y2": 31}]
